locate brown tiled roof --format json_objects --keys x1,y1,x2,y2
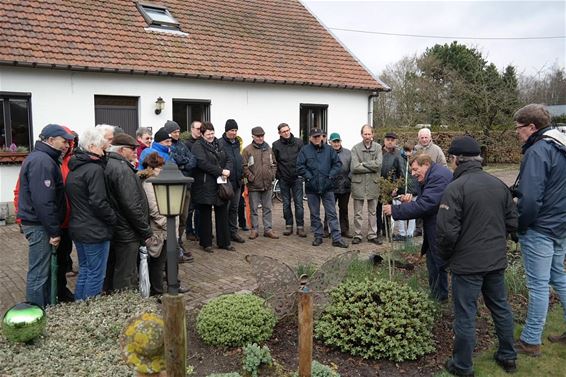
[{"x1": 0, "y1": 0, "x2": 384, "y2": 91}]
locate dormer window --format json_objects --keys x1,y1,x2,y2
[{"x1": 137, "y1": 2, "x2": 180, "y2": 31}]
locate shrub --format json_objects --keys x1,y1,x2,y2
[
  {"x1": 196, "y1": 294, "x2": 276, "y2": 347},
  {"x1": 242, "y1": 343, "x2": 272, "y2": 377},
  {"x1": 315, "y1": 278, "x2": 437, "y2": 361},
  {"x1": 292, "y1": 361, "x2": 340, "y2": 377}
]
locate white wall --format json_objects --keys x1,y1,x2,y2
[{"x1": 0, "y1": 66, "x2": 372, "y2": 202}]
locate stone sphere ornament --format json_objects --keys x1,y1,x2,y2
[
  {"x1": 121, "y1": 312, "x2": 166, "y2": 375},
  {"x1": 2, "y1": 302, "x2": 47, "y2": 343}
]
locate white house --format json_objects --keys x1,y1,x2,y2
[{"x1": 0, "y1": 0, "x2": 387, "y2": 204}]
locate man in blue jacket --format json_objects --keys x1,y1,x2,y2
[
  {"x1": 513, "y1": 104, "x2": 566, "y2": 356},
  {"x1": 383, "y1": 153, "x2": 452, "y2": 302},
  {"x1": 17, "y1": 124, "x2": 75, "y2": 307},
  {"x1": 297, "y1": 128, "x2": 348, "y2": 248}
]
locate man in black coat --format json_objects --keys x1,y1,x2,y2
[
  {"x1": 272, "y1": 123, "x2": 306, "y2": 237},
  {"x1": 218, "y1": 119, "x2": 246, "y2": 243},
  {"x1": 104, "y1": 133, "x2": 153, "y2": 292},
  {"x1": 437, "y1": 136, "x2": 518, "y2": 376}
]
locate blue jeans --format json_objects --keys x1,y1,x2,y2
[
  {"x1": 520, "y1": 228, "x2": 566, "y2": 345},
  {"x1": 427, "y1": 247, "x2": 449, "y2": 302},
  {"x1": 74, "y1": 241, "x2": 110, "y2": 301},
  {"x1": 23, "y1": 225, "x2": 52, "y2": 307},
  {"x1": 307, "y1": 192, "x2": 340, "y2": 241},
  {"x1": 279, "y1": 179, "x2": 304, "y2": 228},
  {"x1": 452, "y1": 270, "x2": 516, "y2": 374}
]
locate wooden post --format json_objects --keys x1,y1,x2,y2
[
  {"x1": 298, "y1": 290, "x2": 313, "y2": 377},
  {"x1": 163, "y1": 294, "x2": 186, "y2": 377}
]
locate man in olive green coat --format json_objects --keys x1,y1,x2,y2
[{"x1": 350, "y1": 124, "x2": 383, "y2": 245}]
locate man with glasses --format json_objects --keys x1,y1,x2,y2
[
  {"x1": 297, "y1": 128, "x2": 348, "y2": 248},
  {"x1": 17, "y1": 124, "x2": 75, "y2": 307},
  {"x1": 242, "y1": 127, "x2": 279, "y2": 239},
  {"x1": 272, "y1": 122, "x2": 306, "y2": 237},
  {"x1": 184, "y1": 120, "x2": 203, "y2": 241},
  {"x1": 512, "y1": 104, "x2": 566, "y2": 356}
]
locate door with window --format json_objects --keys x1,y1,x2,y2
[
  {"x1": 0, "y1": 92, "x2": 32, "y2": 151},
  {"x1": 173, "y1": 99, "x2": 210, "y2": 132},
  {"x1": 94, "y1": 95, "x2": 139, "y2": 136},
  {"x1": 299, "y1": 104, "x2": 328, "y2": 144}
]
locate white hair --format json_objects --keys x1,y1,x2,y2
[
  {"x1": 418, "y1": 128, "x2": 431, "y2": 137},
  {"x1": 95, "y1": 124, "x2": 115, "y2": 136},
  {"x1": 79, "y1": 128, "x2": 107, "y2": 150},
  {"x1": 107, "y1": 145, "x2": 125, "y2": 153}
]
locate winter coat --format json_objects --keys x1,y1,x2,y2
[
  {"x1": 414, "y1": 142, "x2": 447, "y2": 166},
  {"x1": 17, "y1": 141, "x2": 66, "y2": 237},
  {"x1": 138, "y1": 142, "x2": 171, "y2": 170},
  {"x1": 398, "y1": 152, "x2": 419, "y2": 195},
  {"x1": 191, "y1": 138, "x2": 233, "y2": 205},
  {"x1": 242, "y1": 142, "x2": 277, "y2": 192},
  {"x1": 391, "y1": 163, "x2": 452, "y2": 256},
  {"x1": 381, "y1": 148, "x2": 404, "y2": 180},
  {"x1": 184, "y1": 135, "x2": 199, "y2": 151},
  {"x1": 66, "y1": 149, "x2": 116, "y2": 243},
  {"x1": 136, "y1": 141, "x2": 148, "y2": 162},
  {"x1": 272, "y1": 134, "x2": 303, "y2": 183},
  {"x1": 332, "y1": 147, "x2": 352, "y2": 194},
  {"x1": 296, "y1": 142, "x2": 341, "y2": 195},
  {"x1": 516, "y1": 127, "x2": 566, "y2": 238},
  {"x1": 436, "y1": 161, "x2": 518, "y2": 274},
  {"x1": 350, "y1": 141, "x2": 382, "y2": 200},
  {"x1": 218, "y1": 133, "x2": 244, "y2": 189},
  {"x1": 105, "y1": 152, "x2": 152, "y2": 242},
  {"x1": 170, "y1": 139, "x2": 197, "y2": 177}
]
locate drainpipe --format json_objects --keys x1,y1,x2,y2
[{"x1": 368, "y1": 91, "x2": 379, "y2": 127}]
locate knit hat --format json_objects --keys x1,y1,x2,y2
[
  {"x1": 251, "y1": 126, "x2": 265, "y2": 136},
  {"x1": 154, "y1": 127, "x2": 172, "y2": 143},
  {"x1": 163, "y1": 120, "x2": 180, "y2": 133},
  {"x1": 225, "y1": 119, "x2": 238, "y2": 132},
  {"x1": 448, "y1": 135, "x2": 481, "y2": 156},
  {"x1": 111, "y1": 133, "x2": 137, "y2": 147}
]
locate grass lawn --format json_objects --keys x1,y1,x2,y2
[{"x1": 435, "y1": 305, "x2": 566, "y2": 377}]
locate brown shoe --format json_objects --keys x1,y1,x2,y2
[
  {"x1": 283, "y1": 226, "x2": 293, "y2": 236},
  {"x1": 548, "y1": 331, "x2": 566, "y2": 344},
  {"x1": 297, "y1": 227, "x2": 307, "y2": 238},
  {"x1": 515, "y1": 339, "x2": 541, "y2": 357},
  {"x1": 249, "y1": 230, "x2": 259, "y2": 239},
  {"x1": 264, "y1": 230, "x2": 279, "y2": 239},
  {"x1": 341, "y1": 232, "x2": 353, "y2": 239}
]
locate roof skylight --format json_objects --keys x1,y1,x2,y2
[{"x1": 137, "y1": 2, "x2": 180, "y2": 31}]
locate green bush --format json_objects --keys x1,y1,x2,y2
[
  {"x1": 315, "y1": 279, "x2": 437, "y2": 362},
  {"x1": 196, "y1": 294, "x2": 276, "y2": 347},
  {"x1": 242, "y1": 343, "x2": 272, "y2": 377},
  {"x1": 292, "y1": 361, "x2": 340, "y2": 377}
]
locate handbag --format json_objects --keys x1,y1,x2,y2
[{"x1": 217, "y1": 182, "x2": 234, "y2": 201}]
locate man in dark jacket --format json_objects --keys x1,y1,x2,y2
[
  {"x1": 383, "y1": 154, "x2": 452, "y2": 302},
  {"x1": 104, "y1": 133, "x2": 153, "y2": 292},
  {"x1": 17, "y1": 124, "x2": 75, "y2": 307},
  {"x1": 164, "y1": 120, "x2": 196, "y2": 262},
  {"x1": 297, "y1": 128, "x2": 348, "y2": 248},
  {"x1": 272, "y1": 123, "x2": 306, "y2": 237},
  {"x1": 437, "y1": 136, "x2": 518, "y2": 376},
  {"x1": 218, "y1": 119, "x2": 246, "y2": 243},
  {"x1": 328, "y1": 132, "x2": 352, "y2": 238},
  {"x1": 242, "y1": 126, "x2": 278, "y2": 240},
  {"x1": 184, "y1": 120, "x2": 202, "y2": 241},
  {"x1": 512, "y1": 104, "x2": 566, "y2": 356}
]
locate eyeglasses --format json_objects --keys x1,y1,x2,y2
[{"x1": 515, "y1": 123, "x2": 531, "y2": 130}]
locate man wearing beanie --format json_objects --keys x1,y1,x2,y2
[
  {"x1": 164, "y1": 120, "x2": 197, "y2": 263},
  {"x1": 437, "y1": 135, "x2": 518, "y2": 376},
  {"x1": 242, "y1": 126, "x2": 278, "y2": 239},
  {"x1": 138, "y1": 127, "x2": 172, "y2": 170},
  {"x1": 218, "y1": 119, "x2": 245, "y2": 243}
]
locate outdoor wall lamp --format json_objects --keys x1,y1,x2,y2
[{"x1": 155, "y1": 97, "x2": 165, "y2": 114}]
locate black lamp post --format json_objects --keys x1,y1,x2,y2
[{"x1": 146, "y1": 161, "x2": 193, "y2": 294}]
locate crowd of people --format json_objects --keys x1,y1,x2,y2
[{"x1": 14, "y1": 103, "x2": 566, "y2": 376}]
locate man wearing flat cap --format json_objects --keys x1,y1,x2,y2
[
  {"x1": 437, "y1": 135, "x2": 518, "y2": 376},
  {"x1": 377, "y1": 131, "x2": 404, "y2": 240},
  {"x1": 242, "y1": 126, "x2": 278, "y2": 239},
  {"x1": 104, "y1": 132, "x2": 153, "y2": 292},
  {"x1": 17, "y1": 124, "x2": 75, "y2": 307}
]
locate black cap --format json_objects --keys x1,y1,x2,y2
[
  {"x1": 154, "y1": 127, "x2": 172, "y2": 143},
  {"x1": 384, "y1": 132, "x2": 397, "y2": 139},
  {"x1": 448, "y1": 135, "x2": 481, "y2": 156},
  {"x1": 251, "y1": 126, "x2": 265, "y2": 136},
  {"x1": 225, "y1": 119, "x2": 238, "y2": 132},
  {"x1": 310, "y1": 128, "x2": 324, "y2": 137}
]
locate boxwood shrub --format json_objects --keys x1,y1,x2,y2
[
  {"x1": 315, "y1": 278, "x2": 437, "y2": 362},
  {"x1": 196, "y1": 294, "x2": 276, "y2": 347}
]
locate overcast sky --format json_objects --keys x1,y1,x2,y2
[{"x1": 303, "y1": 0, "x2": 565, "y2": 79}]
